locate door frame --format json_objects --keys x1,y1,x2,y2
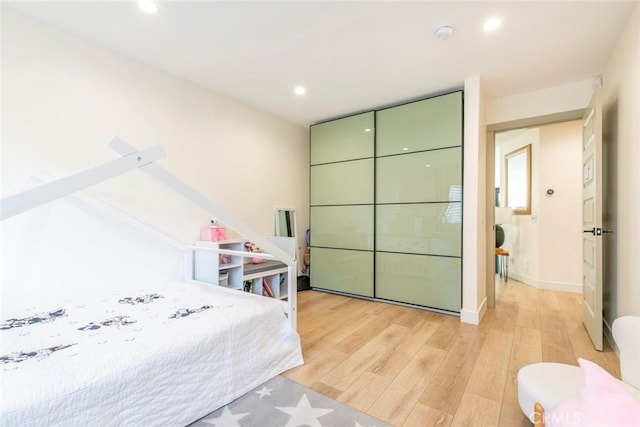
[{"x1": 485, "y1": 109, "x2": 584, "y2": 307}]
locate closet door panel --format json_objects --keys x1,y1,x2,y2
[
  {"x1": 310, "y1": 159, "x2": 374, "y2": 205},
  {"x1": 376, "y1": 147, "x2": 462, "y2": 203},
  {"x1": 376, "y1": 92, "x2": 462, "y2": 156},
  {"x1": 311, "y1": 248, "x2": 374, "y2": 297},
  {"x1": 310, "y1": 112, "x2": 375, "y2": 165},
  {"x1": 311, "y1": 206, "x2": 374, "y2": 250},
  {"x1": 376, "y1": 203, "x2": 461, "y2": 256},
  {"x1": 376, "y1": 252, "x2": 461, "y2": 312},
  {"x1": 310, "y1": 90, "x2": 463, "y2": 311}
]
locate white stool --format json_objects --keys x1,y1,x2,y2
[
  {"x1": 517, "y1": 317, "x2": 640, "y2": 424},
  {"x1": 517, "y1": 363, "x2": 583, "y2": 422}
]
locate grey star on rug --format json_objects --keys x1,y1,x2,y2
[{"x1": 188, "y1": 375, "x2": 390, "y2": 427}]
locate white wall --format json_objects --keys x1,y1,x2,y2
[
  {"x1": 1, "y1": 8, "x2": 308, "y2": 249},
  {"x1": 538, "y1": 121, "x2": 583, "y2": 290},
  {"x1": 0, "y1": 9, "x2": 309, "y2": 305},
  {"x1": 487, "y1": 79, "x2": 593, "y2": 125},
  {"x1": 461, "y1": 76, "x2": 487, "y2": 324},
  {"x1": 602, "y1": 4, "x2": 640, "y2": 323}
]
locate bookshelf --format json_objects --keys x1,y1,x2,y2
[
  {"x1": 243, "y1": 260, "x2": 288, "y2": 300},
  {"x1": 193, "y1": 240, "x2": 244, "y2": 290},
  {"x1": 192, "y1": 240, "x2": 289, "y2": 300}
]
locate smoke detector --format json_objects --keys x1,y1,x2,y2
[{"x1": 434, "y1": 25, "x2": 454, "y2": 40}]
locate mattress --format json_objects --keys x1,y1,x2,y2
[{"x1": 0, "y1": 281, "x2": 303, "y2": 426}]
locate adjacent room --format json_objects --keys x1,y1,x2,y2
[{"x1": 2, "y1": 1, "x2": 639, "y2": 426}]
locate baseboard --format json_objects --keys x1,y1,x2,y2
[
  {"x1": 538, "y1": 280, "x2": 582, "y2": 293},
  {"x1": 508, "y1": 271, "x2": 537, "y2": 287},
  {"x1": 508, "y1": 272, "x2": 581, "y2": 294},
  {"x1": 460, "y1": 297, "x2": 487, "y2": 325}
]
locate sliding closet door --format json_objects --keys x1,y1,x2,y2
[
  {"x1": 310, "y1": 112, "x2": 374, "y2": 297},
  {"x1": 375, "y1": 92, "x2": 463, "y2": 312}
]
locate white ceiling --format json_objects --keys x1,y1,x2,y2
[{"x1": 5, "y1": 1, "x2": 636, "y2": 126}]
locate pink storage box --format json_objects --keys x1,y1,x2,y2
[{"x1": 199, "y1": 226, "x2": 227, "y2": 242}]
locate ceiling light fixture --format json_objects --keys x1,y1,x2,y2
[
  {"x1": 483, "y1": 17, "x2": 501, "y2": 32},
  {"x1": 138, "y1": 0, "x2": 158, "y2": 14},
  {"x1": 294, "y1": 85, "x2": 306, "y2": 96},
  {"x1": 434, "y1": 25, "x2": 454, "y2": 40}
]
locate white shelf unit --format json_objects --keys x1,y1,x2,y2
[
  {"x1": 193, "y1": 239, "x2": 245, "y2": 289},
  {"x1": 192, "y1": 240, "x2": 290, "y2": 300},
  {"x1": 242, "y1": 260, "x2": 289, "y2": 300}
]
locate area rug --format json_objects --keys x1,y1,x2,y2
[{"x1": 188, "y1": 375, "x2": 390, "y2": 427}]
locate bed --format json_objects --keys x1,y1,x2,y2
[
  {"x1": 0, "y1": 138, "x2": 303, "y2": 425},
  {"x1": 1, "y1": 280, "x2": 302, "y2": 425}
]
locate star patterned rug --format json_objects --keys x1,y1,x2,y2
[{"x1": 187, "y1": 375, "x2": 390, "y2": 427}]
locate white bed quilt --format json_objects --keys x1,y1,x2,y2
[{"x1": 0, "y1": 281, "x2": 303, "y2": 426}]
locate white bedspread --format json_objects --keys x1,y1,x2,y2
[{"x1": 0, "y1": 281, "x2": 303, "y2": 426}]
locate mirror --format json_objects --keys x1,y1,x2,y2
[
  {"x1": 275, "y1": 207, "x2": 296, "y2": 237},
  {"x1": 505, "y1": 144, "x2": 531, "y2": 214}
]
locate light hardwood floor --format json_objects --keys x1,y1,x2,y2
[{"x1": 282, "y1": 278, "x2": 620, "y2": 426}]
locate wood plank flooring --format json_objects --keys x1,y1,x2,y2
[{"x1": 282, "y1": 279, "x2": 620, "y2": 426}]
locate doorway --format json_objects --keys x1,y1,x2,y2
[{"x1": 485, "y1": 110, "x2": 584, "y2": 308}]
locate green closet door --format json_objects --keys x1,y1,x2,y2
[
  {"x1": 376, "y1": 203, "x2": 461, "y2": 256},
  {"x1": 311, "y1": 248, "x2": 374, "y2": 297},
  {"x1": 376, "y1": 252, "x2": 461, "y2": 312},
  {"x1": 310, "y1": 91, "x2": 462, "y2": 311},
  {"x1": 376, "y1": 147, "x2": 462, "y2": 204},
  {"x1": 311, "y1": 112, "x2": 374, "y2": 165},
  {"x1": 375, "y1": 91, "x2": 462, "y2": 313},
  {"x1": 311, "y1": 205, "x2": 374, "y2": 250},
  {"x1": 376, "y1": 91, "x2": 462, "y2": 156},
  {"x1": 310, "y1": 112, "x2": 375, "y2": 298},
  {"x1": 310, "y1": 159, "x2": 374, "y2": 206}
]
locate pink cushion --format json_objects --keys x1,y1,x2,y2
[{"x1": 548, "y1": 358, "x2": 640, "y2": 426}]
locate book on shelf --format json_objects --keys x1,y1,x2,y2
[
  {"x1": 243, "y1": 281, "x2": 253, "y2": 293},
  {"x1": 262, "y1": 278, "x2": 274, "y2": 298}
]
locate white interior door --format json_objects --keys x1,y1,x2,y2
[{"x1": 582, "y1": 87, "x2": 603, "y2": 351}]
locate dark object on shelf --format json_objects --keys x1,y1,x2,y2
[
  {"x1": 495, "y1": 224, "x2": 505, "y2": 248},
  {"x1": 297, "y1": 276, "x2": 311, "y2": 292}
]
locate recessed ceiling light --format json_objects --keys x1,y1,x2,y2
[
  {"x1": 364, "y1": 128, "x2": 372, "y2": 133},
  {"x1": 294, "y1": 86, "x2": 306, "y2": 96},
  {"x1": 402, "y1": 147, "x2": 409, "y2": 151},
  {"x1": 138, "y1": 0, "x2": 158, "y2": 14},
  {"x1": 483, "y1": 17, "x2": 501, "y2": 32},
  {"x1": 434, "y1": 25, "x2": 454, "y2": 40}
]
